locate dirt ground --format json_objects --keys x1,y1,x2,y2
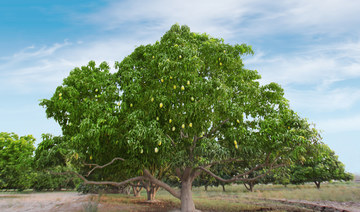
[
  {"x1": 266, "y1": 198, "x2": 360, "y2": 212},
  {"x1": 1, "y1": 191, "x2": 360, "y2": 212},
  {"x1": 0, "y1": 192, "x2": 178, "y2": 212},
  {"x1": 0, "y1": 192, "x2": 90, "y2": 212}
]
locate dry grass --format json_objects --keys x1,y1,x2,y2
[
  {"x1": 239, "y1": 182, "x2": 360, "y2": 202},
  {"x1": 94, "y1": 181, "x2": 360, "y2": 211},
  {"x1": 1, "y1": 182, "x2": 358, "y2": 211}
]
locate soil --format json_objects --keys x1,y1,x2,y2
[
  {"x1": 1, "y1": 192, "x2": 360, "y2": 212},
  {"x1": 0, "y1": 192, "x2": 178, "y2": 212},
  {"x1": 0, "y1": 192, "x2": 89, "y2": 212},
  {"x1": 268, "y1": 199, "x2": 360, "y2": 212}
]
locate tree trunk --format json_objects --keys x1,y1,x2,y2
[
  {"x1": 204, "y1": 185, "x2": 208, "y2": 191},
  {"x1": 146, "y1": 189, "x2": 153, "y2": 201},
  {"x1": 147, "y1": 184, "x2": 159, "y2": 201},
  {"x1": 125, "y1": 186, "x2": 131, "y2": 195},
  {"x1": 244, "y1": 182, "x2": 254, "y2": 192},
  {"x1": 143, "y1": 181, "x2": 159, "y2": 201},
  {"x1": 314, "y1": 181, "x2": 321, "y2": 189},
  {"x1": 181, "y1": 178, "x2": 196, "y2": 212},
  {"x1": 221, "y1": 184, "x2": 226, "y2": 192},
  {"x1": 132, "y1": 184, "x2": 142, "y2": 197}
]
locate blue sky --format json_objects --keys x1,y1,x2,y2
[{"x1": 1, "y1": 0, "x2": 359, "y2": 174}]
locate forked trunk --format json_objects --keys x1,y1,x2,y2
[
  {"x1": 143, "y1": 181, "x2": 160, "y2": 201},
  {"x1": 244, "y1": 182, "x2": 254, "y2": 192},
  {"x1": 132, "y1": 182, "x2": 142, "y2": 197},
  {"x1": 146, "y1": 184, "x2": 159, "y2": 201},
  {"x1": 249, "y1": 183, "x2": 253, "y2": 192},
  {"x1": 314, "y1": 181, "x2": 321, "y2": 189},
  {"x1": 181, "y1": 179, "x2": 196, "y2": 212}
]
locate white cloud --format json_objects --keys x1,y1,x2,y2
[
  {"x1": 0, "y1": 37, "x2": 148, "y2": 94},
  {"x1": 84, "y1": 0, "x2": 252, "y2": 39},
  {"x1": 243, "y1": 39, "x2": 360, "y2": 114},
  {"x1": 82, "y1": 0, "x2": 360, "y2": 41},
  {"x1": 246, "y1": 40, "x2": 360, "y2": 90}
]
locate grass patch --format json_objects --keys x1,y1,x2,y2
[
  {"x1": 1, "y1": 182, "x2": 358, "y2": 211},
  {"x1": 242, "y1": 182, "x2": 360, "y2": 202},
  {"x1": 94, "y1": 182, "x2": 359, "y2": 211}
]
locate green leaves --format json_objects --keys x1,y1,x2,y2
[
  {"x1": 40, "y1": 24, "x2": 328, "y2": 188},
  {"x1": 290, "y1": 143, "x2": 353, "y2": 186},
  {"x1": 0, "y1": 132, "x2": 35, "y2": 190}
]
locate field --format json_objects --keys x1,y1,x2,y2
[{"x1": 1, "y1": 181, "x2": 359, "y2": 212}]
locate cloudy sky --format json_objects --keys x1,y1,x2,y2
[{"x1": 1, "y1": 0, "x2": 359, "y2": 174}]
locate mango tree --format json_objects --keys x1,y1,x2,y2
[
  {"x1": 0, "y1": 132, "x2": 35, "y2": 191},
  {"x1": 41, "y1": 24, "x2": 317, "y2": 211},
  {"x1": 291, "y1": 143, "x2": 353, "y2": 189},
  {"x1": 32, "y1": 134, "x2": 80, "y2": 191}
]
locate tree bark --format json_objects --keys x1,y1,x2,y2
[
  {"x1": 244, "y1": 182, "x2": 254, "y2": 192},
  {"x1": 181, "y1": 178, "x2": 196, "y2": 212},
  {"x1": 143, "y1": 169, "x2": 180, "y2": 199},
  {"x1": 142, "y1": 180, "x2": 160, "y2": 201},
  {"x1": 314, "y1": 181, "x2": 321, "y2": 189},
  {"x1": 147, "y1": 184, "x2": 159, "y2": 201},
  {"x1": 221, "y1": 184, "x2": 226, "y2": 192},
  {"x1": 204, "y1": 185, "x2": 208, "y2": 191},
  {"x1": 132, "y1": 182, "x2": 142, "y2": 197}
]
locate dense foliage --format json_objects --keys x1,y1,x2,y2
[
  {"x1": 32, "y1": 134, "x2": 79, "y2": 191},
  {"x1": 38, "y1": 24, "x2": 350, "y2": 211},
  {"x1": 0, "y1": 132, "x2": 35, "y2": 191},
  {"x1": 290, "y1": 143, "x2": 353, "y2": 188}
]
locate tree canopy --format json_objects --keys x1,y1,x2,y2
[
  {"x1": 40, "y1": 24, "x2": 324, "y2": 211},
  {"x1": 290, "y1": 143, "x2": 353, "y2": 188},
  {"x1": 0, "y1": 132, "x2": 35, "y2": 191}
]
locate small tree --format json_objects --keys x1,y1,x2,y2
[
  {"x1": 32, "y1": 134, "x2": 79, "y2": 191},
  {"x1": 41, "y1": 24, "x2": 318, "y2": 211},
  {"x1": 291, "y1": 143, "x2": 353, "y2": 189},
  {"x1": 0, "y1": 132, "x2": 35, "y2": 191}
]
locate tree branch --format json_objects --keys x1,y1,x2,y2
[
  {"x1": 175, "y1": 168, "x2": 182, "y2": 179},
  {"x1": 166, "y1": 134, "x2": 176, "y2": 147},
  {"x1": 59, "y1": 171, "x2": 145, "y2": 187},
  {"x1": 198, "y1": 163, "x2": 285, "y2": 183},
  {"x1": 202, "y1": 158, "x2": 244, "y2": 167},
  {"x1": 84, "y1": 163, "x2": 98, "y2": 167},
  {"x1": 191, "y1": 135, "x2": 199, "y2": 152},
  {"x1": 143, "y1": 169, "x2": 180, "y2": 199},
  {"x1": 180, "y1": 130, "x2": 189, "y2": 139},
  {"x1": 85, "y1": 157, "x2": 125, "y2": 177},
  {"x1": 198, "y1": 119, "x2": 230, "y2": 140},
  {"x1": 190, "y1": 119, "x2": 230, "y2": 161},
  {"x1": 243, "y1": 182, "x2": 251, "y2": 191},
  {"x1": 196, "y1": 153, "x2": 285, "y2": 183}
]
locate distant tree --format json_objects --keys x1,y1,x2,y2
[
  {"x1": 192, "y1": 171, "x2": 215, "y2": 191},
  {"x1": 192, "y1": 163, "x2": 233, "y2": 192},
  {"x1": 268, "y1": 166, "x2": 291, "y2": 187},
  {"x1": 291, "y1": 143, "x2": 353, "y2": 189},
  {"x1": 32, "y1": 134, "x2": 79, "y2": 191},
  {"x1": 0, "y1": 132, "x2": 35, "y2": 191}
]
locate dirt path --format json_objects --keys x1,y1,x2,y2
[
  {"x1": 265, "y1": 198, "x2": 360, "y2": 212},
  {"x1": 0, "y1": 192, "x2": 90, "y2": 212},
  {"x1": 1, "y1": 192, "x2": 359, "y2": 212}
]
